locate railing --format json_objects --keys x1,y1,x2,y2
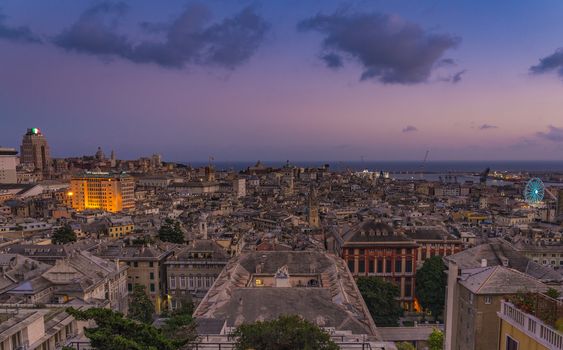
[{"x1": 499, "y1": 300, "x2": 563, "y2": 350}]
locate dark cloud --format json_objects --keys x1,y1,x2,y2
[
  {"x1": 298, "y1": 11, "x2": 461, "y2": 84},
  {"x1": 54, "y1": 2, "x2": 132, "y2": 57},
  {"x1": 530, "y1": 48, "x2": 563, "y2": 77},
  {"x1": 537, "y1": 125, "x2": 563, "y2": 142},
  {"x1": 322, "y1": 52, "x2": 343, "y2": 69},
  {"x1": 402, "y1": 125, "x2": 418, "y2": 133},
  {"x1": 451, "y1": 69, "x2": 466, "y2": 83},
  {"x1": 479, "y1": 124, "x2": 498, "y2": 130},
  {"x1": 0, "y1": 10, "x2": 41, "y2": 43},
  {"x1": 54, "y1": 2, "x2": 269, "y2": 69}
]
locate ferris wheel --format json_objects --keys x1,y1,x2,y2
[{"x1": 524, "y1": 178, "x2": 545, "y2": 205}]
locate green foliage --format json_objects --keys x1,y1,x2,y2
[
  {"x1": 356, "y1": 276, "x2": 403, "y2": 326},
  {"x1": 66, "y1": 307, "x2": 176, "y2": 350},
  {"x1": 546, "y1": 287, "x2": 561, "y2": 299},
  {"x1": 129, "y1": 285, "x2": 155, "y2": 324},
  {"x1": 428, "y1": 328, "x2": 444, "y2": 350},
  {"x1": 232, "y1": 315, "x2": 339, "y2": 350},
  {"x1": 161, "y1": 300, "x2": 198, "y2": 346},
  {"x1": 415, "y1": 256, "x2": 447, "y2": 320},
  {"x1": 158, "y1": 219, "x2": 184, "y2": 244},
  {"x1": 396, "y1": 342, "x2": 416, "y2": 350},
  {"x1": 52, "y1": 224, "x2": 77, "y2": 244}
]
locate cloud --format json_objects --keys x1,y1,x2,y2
[
  {"x1": 0, "y1": 10, "x2": 41, "y2": 43},
  {"x1": 479, "y1": 124, "x2": 498, "y2": 130},
  {"x1": 298, "y1": 10, "x2": 461, "y2": 84},
  {"x1": 402, "y1": 125, "x2": 418, "y2": 133},
  {"x1": 451, "y1": 69, "x2": 466, "y2": 83},
  {"x1": 537, "y1": 125, "x2": 563, "y2": 142},
  {"x1": 321, "y1": 52, "x2": 343, "y2": 69},
  {"x1": 54, "y1": 2, "x2": 131, "y2": 57},
  {"x1": 530, "y1": 48, "x2": 563, "y2": 77},
  {"x1": 54, "y1": 2, "x2": 269, "y2": 69}
]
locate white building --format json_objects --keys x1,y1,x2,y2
[
  {"x1": 0, "y1": 148, "x2": 18, "y2": 184},
  {"x1": 233, "y1": 178, "x2": 246, "y2": 198}
]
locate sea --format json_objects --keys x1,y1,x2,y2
[{"x1": 184, "y1": 161, "x2": 563, "y2": 174}]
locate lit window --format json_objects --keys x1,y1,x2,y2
[
  {"x1": 484, "y1": 296, "x2": 492, "y2": 304},
  {"x1": 255, "y1": 279, "x2": 263, "y2": 286}
]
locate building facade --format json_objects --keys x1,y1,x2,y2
[
  {"x1": 20, "y1": 128, "x2": 51, "y2": 173},
  {"x1": 164, "y1": 240, "x2": 229, "y2": 308},
  {"x1": 340, "y1": 221, "x2": 419, "y2": 310},
  {"x1": 0, "y1": 148, "x2": 17, "y2": 184},
  {"x1": 69, "y1": 172, "x2": 135, "y2": 213}
]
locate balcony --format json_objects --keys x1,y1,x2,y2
[{"x1": 498, "y1": 300, "x2": 563, "y2": 349}]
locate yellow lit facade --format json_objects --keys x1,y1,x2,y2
[{"x1": 69, "y1": 172, "x2": 135, "y2": 213}]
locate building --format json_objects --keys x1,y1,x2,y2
[
  {"x1": 20, "y1": 128, "x2": 51, "y2": 173},
  {"x1": 96, "y1": 242, "x2": 175, "y2": 313},
  {"x1": 69, "y1": 172, "x2": 135, "y2": 213},
  {"x1": 498, "y1": 294, "x2": 563, "y2": 350},
  {"x1": 106, "y1": 216, "x2": 135, "y2": 239},
  {"x1": 443, "y1": 241, "x2": 562, "y2": 350},
  {"x1": 164, "y1": 240, "x2": 229, "y2": 307},
  {"x1": 0, "y1": 148, "x2": 17, "y2": 184},
  {"x1": 1, "y1": 250, "x2": 128, "y2": 313},
  {"x1": 232, "y1": 178, "x2": 246, "y2": 198},
  {"x1": 0, "y1": 308, "x2": 86, "y2": 350},
  {"x1": 308, "y1": 185, "x2": 320, "y2": 228},
  {"x1": 193, "y1": 250, "x2": 395, "y2": 349},
  {"x1": 403, "y1": 226, "x2": 463, "y2": 265},
  {"x1": 338, "y1": 220, "x2": 419, "y2": 310}
]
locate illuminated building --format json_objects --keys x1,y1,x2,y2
[
  {"x1": 69, "y1": 172, "x2": 135, "y2": 213},
  {"x1": 20, "y1": 128, "x2": 51, "y2": 173},
  {"x1": 0, "y1": 147, "x2": 18, "y2": 184}
]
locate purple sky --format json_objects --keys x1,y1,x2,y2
[{"x1": 1, "y1": 0, "x2": 563, "y2": 161}]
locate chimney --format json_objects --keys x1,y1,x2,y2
[{"x1": 480, "y1": 259, "x2": 487, "y2": 267}]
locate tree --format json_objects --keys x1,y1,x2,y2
[
  {"x1": 396, "y1": 342, "x2": 416, "y2": 350},
  {"x1": 158, "y1": 219, "x2": 184, "y2": 244},
  {"x1": 129, "y1": 285, "x2": 155, "y2": 324},
  {"x1": 428, "y1": 328, "x2": 444, "y2": 350},
  {"x1": 546, "y1": 287, "x2": 561, "y2": 299},
  {"x1": 161, "y1": 299, "x2": 198, "y2": 347},
  {"x1": 52, "y1": 224, "x2": 77, "y2": 245},
  {"x1": 66, "y1": 307, "x2": 176, "y2": 350},
  {"x1": 232, "y1": 315, "x2": 339, "y2": 350},
  {"x1": 416, "y1": 256, "x2": 447, "y2": 320},
  {"x1": 356, "y1": 276, "x2": 403, "y2": 326}
]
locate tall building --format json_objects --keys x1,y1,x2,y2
[
  {"x1": 0, "y1": 147, "x2": 18, "y2": 184},
  {"x1": 308, "y1": 185, "x2": 320, "y2": 228},
  {"x1": 232, "y1": 178, "x2": 246, "y2": 198},
  {"x1": 20, "y1": 128, "x2": 51, "y2": 173},
  {"x1": 69, "y1": 172, "x2": 135, "y2": 213}
]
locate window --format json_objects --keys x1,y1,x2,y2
[
  {"x1": 127, "y1": 283, "x2": 132, "y2": 292},
  {"x1": 348, "y1": 259, "x2": 355, "y2": 273},
  {"x1": 170, "y1": 276, "x2": 176, "y2": 289},
  {"x1": 405, "y1": 259, "x2": 413, "y2": 273},
  {"x1": 385, "y1": 259, "x2": 392, "y2": 273},
  {"x1": 358, "y1": 259, "x2": 365, "y2": 273},
  {"x1": 133, "y1": 262, "x2": 138, "y2": 268},
  {"x1": 149, "y1": 262, "x2": 154, "y2": 267},
  {"x1": 150, "y1": 272, "x2": 154, "y2": 280},
  {"x1": 150, "y1": 283, "x2": 155, "y2": 292},
  {"x1": 180, "y1": 276, "x2": 186, "y2": 289},
  {"x1": 395, "y1": 259, "x2": 402, "y2": 273},
  {"x1": 368, "y1": 259, "x2": 375, "y2": 273},
  {"x1": 506, "y1": 335, "x2": 518, "y2": 350},
  {"x1": 484, "y1": 296, "x2": 492, "y2": 304}
]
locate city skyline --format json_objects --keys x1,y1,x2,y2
[{"x1": 2, "y1": 0, "x2": 563, "y2": 161}]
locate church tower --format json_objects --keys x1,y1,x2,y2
[{"x1": 308, "y1": 185, "x2": 320, "y2": 228}]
